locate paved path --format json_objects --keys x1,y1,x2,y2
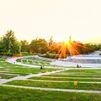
[
  {"x1": 1, "y1": 84, "x2": 101, "y2": 94},
  {"x1": 6, "y1": 56, "x2": 101, "y2": 69},
  {"x1": 7, "y1": 56, "x2": 101, "y2": 69},
  {"x1": 23, "y1": 69, "x2": 65, "y2": 79},
  {"x1": 0, "y1": 79, "x2": 7, "y2": 83}
]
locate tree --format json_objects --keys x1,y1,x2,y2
[
  {"x1": 20, "y1": 40, "x2": 29, "y2": 52},
  {"x1": 0, "y1": 37, "x2": 4, "y2": 53},
  {"x1": 2, "y1": 30, "x2": 20, "y2": 55},
  {"x1": 30, "y1": 38, "x2": 48, "y2": 54}
]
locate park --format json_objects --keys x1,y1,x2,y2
[
  {"x1": 0, "y1": 0, "x2": 101, "y2": 100},
  {"x1": 0, "y1": 31, "x2": 101, "y2": 101}
]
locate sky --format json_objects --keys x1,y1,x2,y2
[{"x1": 0, "y1": 0, "x2": 101, "y2": 43}]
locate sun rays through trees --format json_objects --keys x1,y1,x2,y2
[{"x1": 0, "y1": 30, "x2": 101, "y2": 57}]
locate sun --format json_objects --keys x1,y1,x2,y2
[
  {"x1": 58, "y1": 36, "x2": 72, "y2": 58},
  {"x1": 63, "y1": 36, "x2": 72, "y2": 45},
  {"x1": 62, "y1": 36, "x2": 69, "y2": 42},
  {"x1": 58, "y1": 35, "x2": 81, "y2": 58}
]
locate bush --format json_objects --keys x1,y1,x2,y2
[{"x1": 42, "y1": 52, "x2": 59, "y2": 59}]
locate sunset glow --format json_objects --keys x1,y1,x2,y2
[
  {"x1": 0, "y1": 1, "x2": 101, "y2": 100},
  {"x1": 58, "y1": 36, "x2": 80, "y2": 58}
]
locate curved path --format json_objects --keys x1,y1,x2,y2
[
  {"x1": 6, "y1": 57, "x2": 40, "y2": 68},
  {"x1": 6, "y1": 56, "x2": 60, "y2": 68},
  {"x1": 51, "y1": 60, "x2": 101, "y2": 68},
  {"x1": 6, "y1": 55, "x2": 101, "y2": 68}
]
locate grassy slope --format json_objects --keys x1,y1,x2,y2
[
  {"x1": 45, "y1": 69, "x2": 101, "y2": 78},
  {"x1": 29, "y1": 76, "x2": 101, "y2": 82},
  {"x1": 0, "y1": 86, "x2": 101, "y2": 101},
  {"x1": 0, "y1": 61, "x2": 57, "y2": 75},
  {"x1": 0, "y1": 74, "x2": 16, "y2": 79},
  {"x1": 0, "y1": 58, "x2": 57, "y2": 77},
  {"x1": 7, "y1": 80, "x2": 101, "y2": 90}
]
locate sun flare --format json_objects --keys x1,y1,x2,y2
[
  {"x1": 57, "y1": 36, "x2": 84, "y2": 58},
  {"x1": 62, "y1": 36, "x2": 70, "y2": 43}
]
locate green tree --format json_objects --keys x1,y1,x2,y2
[
  {"x1": 20, "y1": 40, "x2": 29, "y2": 52},
  {"x1": 2, "y1": 30, "x2": 20, "y2": 55},
  {"x1": 30, "y1": 38, "x2": 48, "y2": 54},
  {"x1": 0, "y1": 37, "x2": 4, "y2": 53}
]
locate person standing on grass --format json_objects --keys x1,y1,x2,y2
[
  {"x1": 40, "y1": 65, "x2": 44, "y2": 69},
  {"x1": 77, "y1": 64, "x2": 79, "y2": 68}
]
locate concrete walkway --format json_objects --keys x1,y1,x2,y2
[{"x1": 1, "y1": 84, "x2": 101, "y2": 94}]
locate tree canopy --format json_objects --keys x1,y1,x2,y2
[
  {"x1": 0, "y1": 30, "x2": 20, "y2": 55},
  {"x1": 30, "y1": 39, "x2": 48, "y2": 54},
  {"x1": 0, "y1": 30, "x2": 101, "y2": 57}
]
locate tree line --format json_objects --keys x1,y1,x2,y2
[{"x1": 0, "y1": 30, "x2": 101, "y2": 58}]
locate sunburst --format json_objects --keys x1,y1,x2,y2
[{"x1": 58, "y1": 36, "x2": 86, "y2": 58}]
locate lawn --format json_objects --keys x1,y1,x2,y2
[
  {"x1": 0, "y1": 67, "x2": 57, "y2": 75},
  {"x1": 6, "y1": 80, "x2": 101, "y2": 90},
  {"x1": 16, "y1": 57, "x2": 51, "y2": 66},
  {"x1": 0, "y1": 86, "x2": 101, "y2": 101},
  {"x1": 0, "y1": 57, "x2": 101, "y2": 101},
  {"x1": 0, "y1": 58, "x2": 58, "y2": 75},
  {"x1": 29, "y1": 76, "x2": 101, "y2": 82},
  {"x1": 0, "y1": 58, "x2": 5, "y2": 61},
  {"x1": 0, "y1": 74, "x2": 16, "y2": 79},
  {"x1": 64, "y1": 69, "x2": 101, "y2": 73},
  {"x1": 45, "y1": 69, "x2": 101, "y2": 78},
  {"x1": 0, "y1": 66, "x2": 57, "y2": 75}
]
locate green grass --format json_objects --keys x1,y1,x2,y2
[
  {"x1": 45, "y1": 69, "x2": 101, "y2": 78},
  {"x1": 0, "y1": 57, "x2": 5, "y2": 61},
  {"x1": 0, "y1": 61, "x2": 14, "y2": 67},
  {"x1": 0, "y1": 67, "x2": 57, "y2": 75},
  {"x1": 17, "y1": 58, "x2": 51, "y2": 66},
  {"x1": 29, "y1": 76, "x2": 101, "y2": 82},
  {"x1": 0, "y1": 86, "x2": 101, "y2": 101},
  {"x1": 65, "y1": 69, "x2": 101, "y2": 73},
  {"x1": 9, "y1": 67, "x2": 56, "y2": 75},
  {"x1": 1, "y1": 57, "x2": 101, "y2": 100},
  {"x1": 0, "y1": 74, "x2": 16, "y2": 79},
  {"x1": 45, "y1": 74, "x2": 101, "y2": 78},
  {"x1": 0, "y1": 58, "x2": 57, "y2": 75},
  {"x1": 6, "y1": 80, "x2": 101, "y2": 90},
  {"x1": 21, "y1": 52, "x2": 33, "y2": 56}
]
